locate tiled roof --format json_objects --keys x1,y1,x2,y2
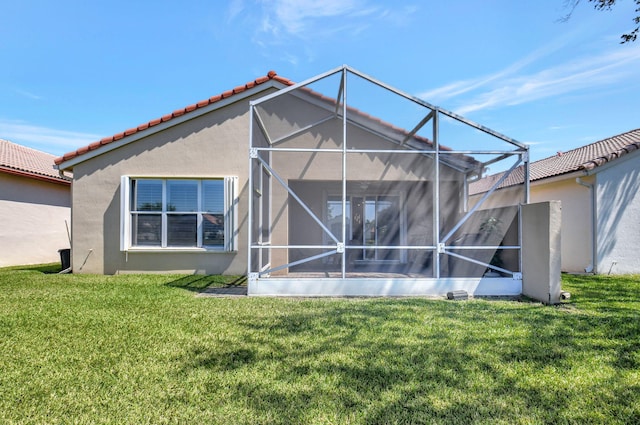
[
  {"x1": 54, "y1": 71, "x2": 295, "y2": 166},
  {"x1": 0, "y1": 139, "x2": 70, "y2": 185},
  {"x1": 470, "y1": 128, "x2": 640, "y2": 194}
]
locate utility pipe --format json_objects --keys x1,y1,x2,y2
[{"x1": 576, "y1": 177, "x2": 597, "y2": 273}]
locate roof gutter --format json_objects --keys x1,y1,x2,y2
[{"x1": 0, "y1": 166, "x2": 71, "y2": 186}]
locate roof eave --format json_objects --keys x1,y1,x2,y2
[
  {"x1": 56, "y1": 79, "x2": 288, "y2": 171},
  {"x1": 0, "y1": 166, "x2": 71, "y2": 185}
]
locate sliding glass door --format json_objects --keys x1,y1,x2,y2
[{"x1": 327, "y1": 194, "x2": 403, "y2": 262}]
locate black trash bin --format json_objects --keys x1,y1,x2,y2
[{"x1": 58, "y1": 249, "x2": 71, "y2": 271}]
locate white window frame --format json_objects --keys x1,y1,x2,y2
[{"x1": 120, "y1": 176, "x2": 238, "y2": 252}]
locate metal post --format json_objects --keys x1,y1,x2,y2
[
  {"x1": 247, "y1": 103, "x2": 254, "y2": 279},
  {"x1": 341, "y1": 67, "x2": 348, "y2": 278},
  {"x1": 433, "y1": 109, "x2": 441, "y2": 278}
]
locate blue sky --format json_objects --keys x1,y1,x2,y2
[{"x1": 1, "y1": 0, "x2": 639, "y2": 162}]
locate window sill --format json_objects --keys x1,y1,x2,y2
[{"x1": 125, "y1": 247, "x2": 235, "y2": 253}]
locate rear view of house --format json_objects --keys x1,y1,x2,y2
[
  {"x1": 56, "y1": 66, "x2": 560, "y2": 300},
  {"x1": 0, "y1": 139, "x2": 71, "y2": 266}
]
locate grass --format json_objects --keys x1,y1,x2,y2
[{"x1": 0, "y1": 268, "x2": 638, "y2": 424}]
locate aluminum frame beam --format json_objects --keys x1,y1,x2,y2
[{"x1": 248, "y1": 65, "x2": 530, "y2": 280}]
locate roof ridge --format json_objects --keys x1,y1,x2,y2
[{"x1": 55, "y1": 70, "x2": 294, "y2": 165}]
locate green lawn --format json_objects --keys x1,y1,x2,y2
[{"x1": 0, "y1": 267, "x2": 638, "y2": 424}]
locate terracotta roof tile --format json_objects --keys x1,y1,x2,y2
[
  {"x1": 55, "y1": 71, "x2": 295, "y2": 166},
  {"x1": 0, "y1": 139, "x2": 71, "y2": 184},
  {"x1": 470, "y1": 128, "x2": 640, "y2": 194}
]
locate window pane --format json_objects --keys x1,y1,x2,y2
[
  {"x1": 167, "y1": 214, "x2": 197, "y2": 246},
  {"x1": 203, "y1": 213, "x2": 224, "y2": 246},
  {"x1": 327, "y1": 196, "x2": 350, "y2": 241},
  {"x1": 167, "y1": 180, "x2": 198, "y2": 212},
  {"x1": 135, "y1": 180, "x2": 162, "y2": 211},
  {"x1": 377, "y1": 196, "x2": 400, "y2": 260},
  {"x1": 202, "y1": 180, "x2": 224, "y2": 213},
  {"x1": 364, "y1": 198, "x2": 376, "y2": 259},
  {"x1": 132, "y1": 214, "x2": 161, "y2": 246}
]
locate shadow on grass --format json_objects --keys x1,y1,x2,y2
[
  {"x1": 174, "y1": 289, "x2": 640, "y2": 424},
  {"x1": 0, "y1": 263, "x2": 62, "y2": 274},
  {"x1": 166, "y1": 275, "x2": 247, "y2": 293}
]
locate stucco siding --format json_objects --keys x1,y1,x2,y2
[
  {"x1": 595, "y1": 151, "x2": 640, "y2": 274},
  {"x1": 530, "y1": 177, "x2": 593, "y2": 273},
  {"x1": 69, "y1": 96, "x2": 255, "y2": 274},
  {"x1": 265, "y1": 116, "x2": 463, "y2": 274},
  {"x1": 0, "y1": 173, "x2": 70, "y2": 266},
  {"x1": 66, "y1": 84, "x2": 471, "y2": 276}
]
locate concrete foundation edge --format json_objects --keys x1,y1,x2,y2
[{"x1": 248, "y1": 277, "x2": 522, "y2": 297}]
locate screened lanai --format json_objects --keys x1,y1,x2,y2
[{"x1": 248, "y1": 65, "x2": 529, "y2": 296}]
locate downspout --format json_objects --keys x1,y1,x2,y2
[{"x1": 576, "y1": 177, "x2": 597, "y2": 273}]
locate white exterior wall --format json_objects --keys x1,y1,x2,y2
[
  {"x1": 595, "y1": 150, "x2": 640, "y2": 274},
  {"x1": 0, "y1": 172, "x2": 71, "y2": 267}
]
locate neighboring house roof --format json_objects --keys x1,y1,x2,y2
[
  {"x1": 54, "y1": 71, "x2": 295, "y2": 166},
  {"x1": 470, "y1": 128, "x2": 640, "y2": 194},
  {"x1": 0, "y1": 139, "x2": 71, "y2": 185}
]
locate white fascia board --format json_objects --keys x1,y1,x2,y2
[{"x1": 57, "y1": 80, "x2": 285, "y2": 171}]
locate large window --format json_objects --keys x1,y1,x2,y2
[{"x1": 120, "y1": 177, "x2": 238, "y2": 251}]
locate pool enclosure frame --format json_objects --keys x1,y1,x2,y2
[{"x1": 248, "y1": 65, "x2": 529, "y2": 296}]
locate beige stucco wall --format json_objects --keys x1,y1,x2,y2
[
  {"x1": 470, "y1": 175, "x2": 593, "y2": 273},
  {"x1": 265, "y1": 114, "x2": 464, "y2": 273},
  {"x1": 0, "y1": 172, "x2": 70, "y2": 267},
  {"x1": 522, "y1": 201, "x2": 562, "y2": 304},
  {"x1": 595, "y1": 151, "x2": 640, "y2": 274},
  {"x1": 530, "y1": 176, "x2": 593, "y2": 273},
  {"x1": 68, "y1": 93, "x2": 263, "y2": 274},
  {"x1": 67, "y1": 85, "x2": 469, "y2": 275}
]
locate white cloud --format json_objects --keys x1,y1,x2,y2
[
  {"x1": 455, "y1": 48, "x2": 640, "y2": 115},
  {"x1": 263, "y1": 0, "x2": 370, "y2": 35},
  {"x1": 227, "y1": 1, "x2": 418, "y2": 65},
  {"x1": 14, "y1": 88, "x2": 43, "y2": 100},
  {"x1": 0, "y1": 119, "x2": 100, "y2": 156},
  {"x1": 235, "y1": 0, "x2": 415, "y2": 41},
  {"x1": 418, "y1": 37, "x2": 572, "y2": 104},
  {"x1": 226, "y1": 0, "x2": 245, "y2": 22}
]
